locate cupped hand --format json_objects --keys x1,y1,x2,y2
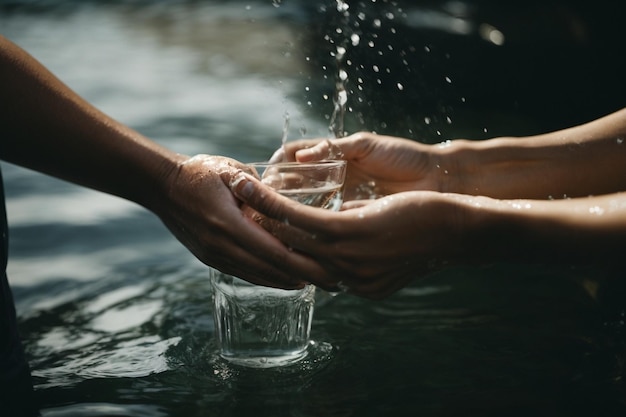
[
  {"x1": 230, "y1": 172, "x2": 466, "y2": 299},
  {"x1": 152, "y1": 154, "x2": 329, "y2": 289},
  {"x1": 271, "y1": 132, "x2": 449, "y2": 200}
]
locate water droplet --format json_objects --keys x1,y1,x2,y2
[
  {"x1": 589, "y1": 206, "x2": 605, "y2": 215},
  {"x1": 351, "y1": 34, "x2": 360, "y2": 46},
  {"x1": 337, "y1": 90, "x2": 347, "y2": 105},
  {"x1": 445, "y1": 76, "x2": 452, "y2": 84},
  {"x1": 336, "y1": 0, "x2": 349, "y2": 12},
  {"x1": 373, "y1": 19, "x2": 381, "y2": 28},
  {"x1": 396, "y1": 83, "x2": 404, "y2": 91},
  {"x1": 479, "y1": 24, "x2": 505, "y2": 46},
  {"x1": 617, "y1": 137, "x2": 624, "y2": 144}
]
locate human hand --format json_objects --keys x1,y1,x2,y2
[
  {"x1": 151, "y1": 154, "x2": 329, "y2": 289},
  {"x1": 270, "y1": 132, "x2": 449, "y2": 200},
  {"x1": 230, "y1": 172, "x2": 467, "y2": 299}
]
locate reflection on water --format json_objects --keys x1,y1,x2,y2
[{"x1": 1, "y1": 1, "x2": 625, "y2": 416}]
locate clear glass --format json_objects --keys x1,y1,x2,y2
[
  {"x1": 211, "y1": 159, "x2": 346, "y2": 367},
  {"x1": 211, "y1": 270, "x2": 316, "y2": 367},
  {"x1": 248, "y1": 160, "x2": 347, "y2": 211}
]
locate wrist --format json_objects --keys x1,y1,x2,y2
[
  {"x1": 140, "y1": 150, "x2": 189, "y2": 214},
  {"x1": 444, "y1": 194, "x2": 508, "y2": 264},
  {"x1": 437, "y1": 136, "x2": 565, "y2": 199}
]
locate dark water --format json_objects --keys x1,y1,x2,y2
[{"x1": 1, "y1": 1, "x2": 626, "y2": 416}]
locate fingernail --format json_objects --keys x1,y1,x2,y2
[
  {"x1": 230, "y1": 172, "x2": 254, "y2": 199},
  {"x1": 239, "y1": 179, "x2": 254, "y2": 199}
]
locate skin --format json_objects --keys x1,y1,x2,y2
[
  {"x1": 232, "y1": 108, "x2": 626, "y2": 299},
  {"x1": 0, "y1": 35, "x2": 326, "y2": 289}
]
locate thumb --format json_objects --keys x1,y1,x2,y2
[
  {"x1": 229, "y1": 172, "x2": 325, "y2": 229},
  {"x1": 294, "y1": 143, "x2": 328, "y2": 162}
]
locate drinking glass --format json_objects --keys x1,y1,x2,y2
[{"x1": 211, "y1": 160, "x2": 346, "y2": 367}]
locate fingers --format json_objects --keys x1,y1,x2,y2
[
  {"x1": 268, "y1": 147, "x2": 285, "y2": 163},
  {"x1": 295, "y1": 133, "x2": 373, "y2": 162},
  {"x1": 220, "y1": 211, "x2": 332, "y2": 289},
  {"x1": 229, "y1": 172, "x2": 331, "y2": 232},
  {"x1": 294, "y1": 140, "x2": 335, "y2": 162},
  {"x1": 269, "y1": 139, "x2": 326, "y2": 163}
]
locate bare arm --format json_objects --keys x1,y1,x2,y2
[
  {"x1": 444, "y1": 108, "x2": 626, "y2": 199},
  {"x1": 232, "y1": 172, "x2": 626, "y2": 298},
  {"x1": 0, "y1": 35, "x2": 179, "y2": 207},
  {"x1": 280, "y1": 108, "x2": 626, "y2": 201},
  {"x1": 0, "y1": 35, "x2": 326, "y2": 288}
]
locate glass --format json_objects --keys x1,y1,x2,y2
[
  {"x1": 248, "y1": 160, "x2": 347, "y2": 211},
  {"x1": 211, "y1": 159, "x2": 346, "y2": 367}
]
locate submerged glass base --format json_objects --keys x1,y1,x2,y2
[
  {"x1": 220, "y1": 348, "x2": 309, "y2": 368},
  {"x1": 216, "y1": 340, "x2": 333, "y2": 370}
]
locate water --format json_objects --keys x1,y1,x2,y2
[
  {"x1": 2, "y1": 1, "x2": 626, "y2": 416},
  {"x1": 278, "y1": 184, "x2": 342, "y2": 210}
]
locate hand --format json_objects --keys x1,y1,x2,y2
[
  {"x1": 152, "y1": 155, "x2": 329, "y2": 289},
  {"x1": 271, "y1": 132, "x2": 450, "y2": 200},
  {"x1": 230, "y1": 172, "x2": 466, "y2": 299}
]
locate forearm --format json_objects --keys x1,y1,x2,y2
[
  {"x1": 0, "y1": 36, "x2": 184, "y2": 210},
  {"x1": 459, "y1": 192, "x2": 626, "y2": 265},
  {"x1": 439, "y1": 108, "x2": 626, "y2": 199}
]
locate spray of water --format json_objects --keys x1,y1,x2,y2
[{"x1": 328, "y1": 0, "x2": 352, "y2": 139}]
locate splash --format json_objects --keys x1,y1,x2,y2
[
  {"x1": 328, "y1": 0, "x2": 352, "y2": 138},
  {"x1": 280, "y1": 110, "x2": 290, "y2": 162}
]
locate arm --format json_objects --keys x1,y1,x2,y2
[
  {"x1": 0, "y1": 35, "x2": 325, "y2": 288},
  {"x1": 231, "y1": 173, "x2": 626, "y2": 298},
  {"x1": 443, "y1": 109, "x2": 626, "y2": 199},
  {"x1": 0, "y1": 35, "x2": 176, "y2": 206},
  {"x1": 277, "y1": 108, "x2": 626, "y2": 200}
]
